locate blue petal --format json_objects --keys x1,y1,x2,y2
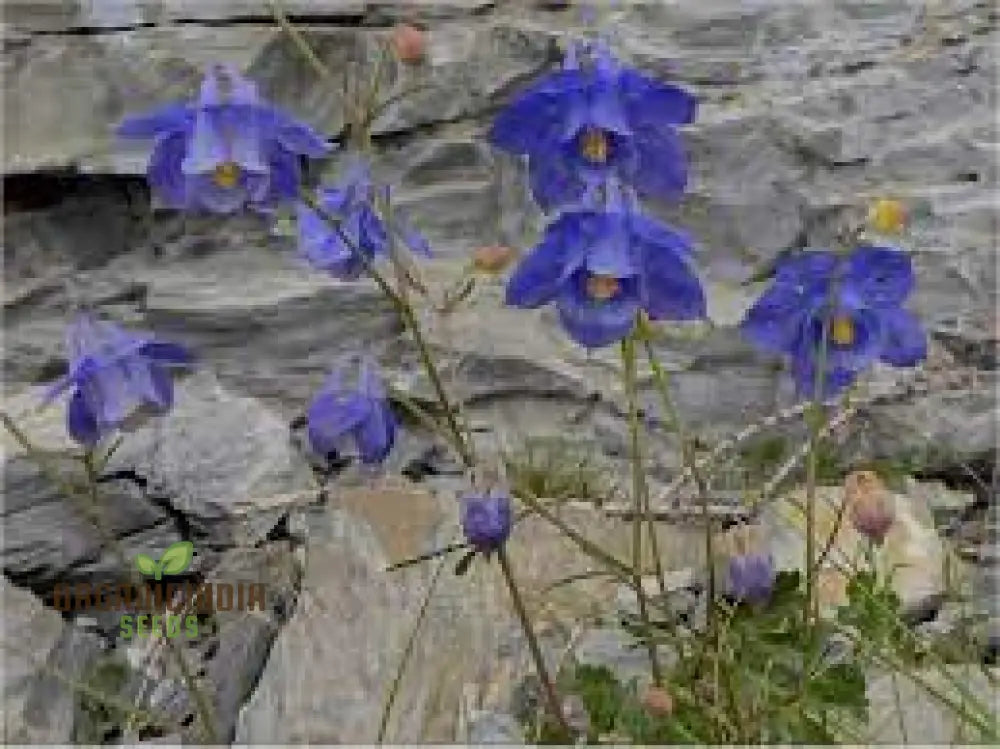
[
  {"x1": 354, "y1": 402, "x2": 397, "y2": 464},
  {"x1": 257, "y1": 146, "x2": 300, "y2": 206},
  {"x1": 489, "y1": 71, "x2": 585, "y2": 154},
  {"x1": 846, "y1": 245, "x2": 914, "y2": 307},
  {"x1": 306, "y1": 392, "x2": 370, "y2": 456},
  {"x1": 556, "y1": 272, "x2": 639, "y2": 348},
  {"x1": 147, "y1": 131, "x2": 190, "y2": 209},
  {"x1": 790, "y1": 356, "x2": 860, "y2": 399},
  {"x1": 506, "y1": 213, "x2": 587, "y2": 307},
  {"x1": 67, "y1": 390, "x2": 101, "y2": 446},
  {"x1": 637, "y1": 230, "x2": 706, "y2": 321},
  {"x1": 741, "y1": 283, "x2": 814, "y2": 354},
  {"x1": 117, "y1": 103, "x2": 191, "y2": 138},
  {"x1": 583, "y1": 213, "x2": 636, "y2": 277},
  {"x1": 139, "y1": 341, "x2": 193, "y2": 366},
  {"x1": 270, "y1": 111, "x2": 333, "y2": 157},
  {"x1": 625, "y1": 126, "x2": 688, "y2": 199},
  {"x1": 878, "y1": 307, "x2": 926, "y2": 366},
  {"x1": 619, "y1": 69, "x2": 696, "y2": 126},
  {"x1": 774, "y1": 251, "x2": 837, "y2": 286},
  {"x1": 526, "y1": 152, "x2": 588, "y2": 213},
  {"x1": 189, "y1": 174, "x2": 251, "y2": 214},
  {"x1": 795, "y1": 305, "x2": 884, "y2": 372}
]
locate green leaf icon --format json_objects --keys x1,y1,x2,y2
[
  {"x1": 158, "y1": 541, "x2": 195, "y2": 577},
  {"x1": 135, "y1": 553, "x2": 157, "y2": 577}
]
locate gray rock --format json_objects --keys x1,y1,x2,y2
[
  {"x1": 1, "y1": 450, "x2": 182, "y2": 597},
  {"x1": 1, "y1": 578, "x2": 77, "y2": 744},
  {"x1": 108, "y1": 369, "x2": 316, "y2": 546}
]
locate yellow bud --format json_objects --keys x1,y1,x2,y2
[{"x1": 868, "y1": 198, "x2": 907, "y2": 235}]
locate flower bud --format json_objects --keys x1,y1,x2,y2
[
  {"x1": 391, "y1": 23, "x2": 426, "y2": 65},
  {"x1": 727, "y1": 552, "x2": 775, "y2": 604},
  {"x1": 846, "y1": 470, "x2": 894, "y2": 545},
  {"x1": 471, "y1": 244, "x2": 518, "y2": 274},
  {"x1": 460, "y1": 488, "x2": 512, "y2": 552},
  {"x1": 868, "y1": 198, "x2": 907, "y2": 235},
  {"x1": 641, "y1": 686, "x2": 674, "y2": 717}
]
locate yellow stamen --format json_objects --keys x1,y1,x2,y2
[
  {"x1": 213, "y1": 161, "x2": 240, "y2": 189},
  {"x1": 831, "y1": 315, "x2": 855, "y2": 346},
  {"x1": 586, "y1": 274, "x2": 620, "y2": 300},
  {"x1": 580, "y1": 128, "x2": 609, "y2": 163}
]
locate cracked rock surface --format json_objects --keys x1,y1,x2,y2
[{"x1": 3, "y1": 0, "x2": 997, "y2": 743}]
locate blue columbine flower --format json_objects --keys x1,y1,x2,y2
[
  {"x1": 460, "y1": 489, "x2": 513, "y2": 553},
  {"x1": 297, "y1": 158, "x2": 430, "y2": 280},
  {"x1": 42, "y1": 313, "x2": 193, "y2": 447},
  {"x1": 489, "y1": 39, "x2": 696, "y2": 212},
  {"x1": 505, "y1": 185, "x2": 705, "y2": 348},
  {"x1": 741, "y1": 246, "x2": 926, "y2": 397},
  {"x1": 117, "y1": 63, "x2": 331, "y2": 213},
  {"x1": 727, "y1": 552, "x2": 776, "y2": 604},
  {"x1": 306, "y1": 357, "x2": 397, "y2": 465}
]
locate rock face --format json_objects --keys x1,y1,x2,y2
[{"x1": 3, "y1": 0, "x2": 997, "y2": 744}]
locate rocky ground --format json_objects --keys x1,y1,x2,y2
[{"x1": 2, "y1": 0, "x2": 997, "y2": 743}]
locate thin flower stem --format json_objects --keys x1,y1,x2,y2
[
  {"x1": 302, "y1": 192, "x2": 475, "y2": 468},
  {"x1": 497, "y1": 548, "x2": 570, "y2": 737},
  {"x1": 640, "y1": 328, "x2": 716, "y2": 627},
  {"x1": 268, "y1": 1, "x2": 337, "y2": 85},
  {"x1": 805, "y1": 316, "x2": 832, "y2": 627},
  {"x1": 376, "y1": 552, "x2": 449, "y2": 743},
  {"x1": 621, "y1": 334, "x2": 663, "y2": 685}
]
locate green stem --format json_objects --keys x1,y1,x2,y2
[
  {"x1": 376, "y1": 553, "x2": 449, "y2": 743},
  {"x1": 621, "y1": 334, "x2": 663, "y2": 685},
  {"x1": 497, "y1": 548, "x2": 570, "y2": 738},
  {"x1": 640, "y1": 327, "x2": 715, "y2": 628},
  {"x1": 302, "y1": 193, "x2": 475, "y2": 469}
]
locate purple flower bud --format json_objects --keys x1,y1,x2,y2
[
  {"x1": 727, "y1": 552, "x2": 775, "y2": 604},
  {"x1": 460, "y1": 489, "x2": 512, "y2": 553}
]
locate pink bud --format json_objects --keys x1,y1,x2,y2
[
  {"x1": 846, "y1": 470, "x2": 895, "y2": 545},
  {"x1": 641, "y1": 686, "x2": 674, "y2": 717},
  {"x1": 391, "y1": 23, "x2": 426, "y2": 65}
]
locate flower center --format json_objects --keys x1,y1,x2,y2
[
  {"x1": 580, "y1": 128, "x2": 609, "y2": 163},
  {"x1": 213, "y1": 161, "x2": 241, "y2": 189},
  {"x1": 586, "y1": 274, "x2": 620, "y2": 300},
  {"x1": 830, "y1": 315, "x2": 855, "y2": 346}
]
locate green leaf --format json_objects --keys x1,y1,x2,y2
[
  {"x1": 134, "y1": 553, "x2": 157, "y2": 577},
  {"x1": 158, "y1": 541, "x2": 194, "y2": 576}
]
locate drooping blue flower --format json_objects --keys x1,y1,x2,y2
[
  {"x1": 460, "y1": 488, "x2": 513, "y2": 553},
  {"x1": 727, "y1": 552, "x2": 775, "y2": 604},
  {"x1": 42, "y1": 313, "x2": 193, "y2": 447},
  {"x1": 505, "y1": 184, "x2": 706, "y2": 348},
  {"x1": 306, "y1": 357, "x2": 397, "y2": 465},
  {"x1": 297, "y1": 158, "x2": 430, "y2": 280},
  {"x1": 117, "y1": 63, "x2": 331, "y2": 213},
  {"x1": 489, "y1": 39, "x2": 696, "y2": 212},
  {"x1": 741, "y1": 246, "x2": 926, "y2": 398}
]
